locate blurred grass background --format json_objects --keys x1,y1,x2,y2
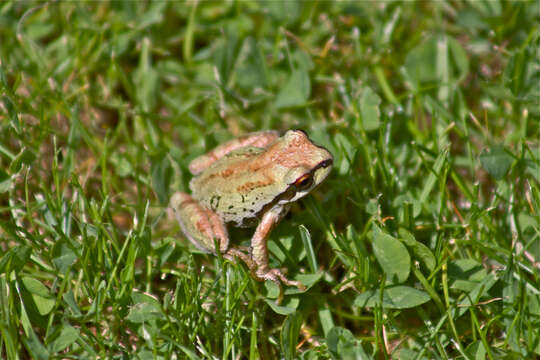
[{"x1": 0, "y1": 1, "x2": 539, "y2": 358}]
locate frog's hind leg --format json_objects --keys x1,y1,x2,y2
[{"x1": 171, "y1": 192, "x2": 229, "y2": 254}]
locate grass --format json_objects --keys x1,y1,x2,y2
[{"x1": 0, "y1": 0, "x2": 539, "y2": 359}]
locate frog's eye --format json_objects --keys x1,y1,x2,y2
[{"x1": 294, "y1": 174, "x2": 313, "y2": 190}]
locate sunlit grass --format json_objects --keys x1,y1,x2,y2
[{"x1": 0, "y1": 1, "x2": 538, "y2": 358}]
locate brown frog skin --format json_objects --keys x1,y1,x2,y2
[{"x1": 171, "y1": 130, "x2": 333, "y2": 299}]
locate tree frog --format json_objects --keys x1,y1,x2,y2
[{"x1": 171, "y1": 130, "x2": 333, "y2": 295}]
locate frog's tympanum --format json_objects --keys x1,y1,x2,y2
[{"x1": 171, "y1": 130, "x2": 333, "y2": 296}]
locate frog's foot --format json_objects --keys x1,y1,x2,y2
[
  {"x1": 227, "y1": 248, "x2": 305, "y2": 289},
  {"x1": 256, "y1": 268, "x2": 306, "y2": 291},
  {"x1": 226, "y1": 248, "x2": 305, "y2": 304},
  {"x1": 255, "y1": 268, "x2": 305, "y2": 305}
]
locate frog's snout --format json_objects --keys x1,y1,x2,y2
[{"x1": 320, "y1": 158, "x2": 333, "y2": 169}]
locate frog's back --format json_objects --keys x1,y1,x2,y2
[
  {"x1": 190, "y1": 147, "x2": 288, "y2": 227},
  {"x1": 190, "y1": 146, "x2": 265, "y2": 192}
]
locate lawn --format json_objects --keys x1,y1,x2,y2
[{"x1": 0, "y1": 1, "x2": 539, "y2": 359}]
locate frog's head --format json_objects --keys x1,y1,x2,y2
[{"x1": 278, "y1": 130, "x2": 333, "y2": 204}]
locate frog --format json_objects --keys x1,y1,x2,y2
[{"x1": 171, "y1": 129, "x2": 333, "y2": 297}]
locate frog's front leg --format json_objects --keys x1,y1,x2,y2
[
  {"x1": 247, "y1": 207, "x2": 306, "y2": 291},
  {"x1": 171, "y1": 192, "x2": 229, "y2": 254}
]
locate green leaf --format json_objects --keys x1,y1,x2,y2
[
  {"x1": 0, "y1": 168, "x2": 13, "y2": 193},
  {"x1": 21, "y1": 277, "x2": 55, "y2": 316},
  {"x1": 9, "y1": 147, "x2": 36, "y2": 173},
  {"x1": 62, "y1": 291, "x2": 81, "y2": 316},
  {"x1": 419, "y1": 148, "x2": 448, "y2": 209},
  {"x1": 214, "y1": 28, "x2": 240, "y2": 86},
  {"x1": 2, "y1": 95, "x2": 21, "y2": 133},
  {"x1": 0, "y1": 61, "x2": 7, "y2": 88},
  {"x1": 456, "y1": 273, "x2": 498, "y2": 317},
  {"x1": 182, "y1": 0, "x2": 197, "y2": 63},
  {"x1": 318, "y1": 308, "x2": 335, "y2": 337},
  {"x1": 372, "y1": 228, "x2": 410, "y2": 283},
  {"x1": 399, "y1": 229, "x2": 436, "y2": 272},
  {"x1": 469, "y1": 0, "x2": 502, "y2": 16},
  {"x1": 281, "y1": 312, "x2": 303, "y2": 360},
  {"x1": 503, "y1": 42, "x2": 539, "y2": 98},
  {"x1": 526, "y1": 159, "x2": 540, "y2": 183},
  {"x1": 24, "y1": 330, "x2": 50, "y2": 360},
  {"x1": 236, "y1": 37, "x2": 268, "y2": 89},
  {"x1": 479, "y1": 145, "x2": 513, "y2": 179},
  {"x1": 264, "y1": 0, "x2": 301, "y2": 24},
  {"x1": 275, "y1": 68, "x2": 310, "y2": 108},
  {"x1": 284, "y1": 273, "x2": 323, "y2": 295},
  {"x1": 290, "y1": 50, "x2": 314, "y2": 72},
  {"x1": 447, "y1": 35, "x2": 469, "y2": 83},
  {"x1": 404, "y1": 35, "x2": 469, "y2": 87},
  {"x1": 465, "y1": 341, "x2": 487, "y2": 360},
  {"x1": 404, "y1": 37, "x2": 439, "y2": 84},
  {"x1": 448, "y1": 259, "x2": 486, "y2": 282},
  {"x1": 334, "y1": 133, "x2": 355, "y2": 175},
  {"x1": 529, "y1": 291, "x2": 540, "y2": 317},
  {"x1": 299, "y1": 225, "x2": 317, "y2": 273},
  {"x1": 135, "y1": 350, "x2": 155, "y2": 360},
  {"x1": 365, "y1": 197, "x2": 380, "y2": 216},
  {"x1": 133, "y1": 37, "x2": 159, "y2": 112},
  {"x1": 326, "y1": 327, "x2": 369, "y2": 360},
  {"x1": 52, "y1": 242, "x2": 77, "y2": 273},
  {"x1": 177, "y1": 344, "x2": 203, "y2": 360},
  {"x1": 110, "y1": 153, "x2": 133, "y2": 178},
  {"x1": 396, "y1": 348, "x2": 428, "y2": 360},
  {"x1": 151, "y1": 151, "x2": 173, "y2": 205},
  {"x1": 412, "y1": 241, "x2": 436, "y2": 272},
  {"x1": 49, "y1": 325, "x2": 79, "y2": 353},
  {"x1": 265, "y1": 297, "x2": 300, "y2": 315},
  {"x1": 0, "y1": 245, "x2": 31, "y2": 273},
  {"x1": 358, "y1": 87, "x2": 381, "y2": 131},
  {"x1": 353, "y1": 285, "x2": 430, "y2": 309},
  {"x1": 127, "y1": 292, "x2": 162, "y2": 323},
  {"x1": 459, "y1": 273, "x2": 497, "y2": 303}
]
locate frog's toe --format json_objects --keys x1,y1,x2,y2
[
  {"x1": 257, "y1": 268, "x2": 306, "y2": 291},
  {"x1": 276, "y1": 272, "x2": 306, "y2": 291},
  {"x1": 256, "y1": 268, "x2": 279, "y2": 283}
]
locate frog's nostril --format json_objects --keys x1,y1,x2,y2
[{"x1": 321, "y1": 159, "x2": 333, "y2": 168}]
